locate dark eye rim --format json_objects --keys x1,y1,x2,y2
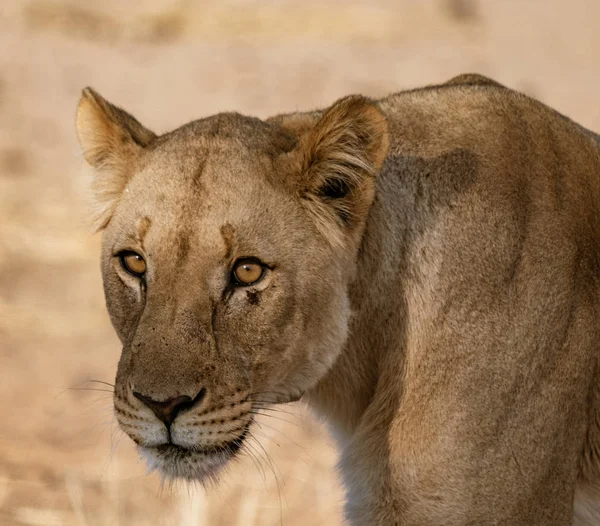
[
  {"x1": 231, "y1": 257, "x2": 267, "y2": 287},
  {"x1": 117, "y1": 250, "x2": 146, "y2": 278}
]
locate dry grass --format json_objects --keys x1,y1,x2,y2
[{"x1": 1, "y1": 0, "x2": 599, "y2": 524}]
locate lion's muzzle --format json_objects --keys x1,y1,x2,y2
[{"x1": 132, "y1": 388, "x2": 206, "y2": 429}]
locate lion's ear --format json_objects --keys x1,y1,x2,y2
[
  {"x1": 75, "y1": 88, "x2": 156, "y2": 229},
  {"x1": 266, "y1": 111, "x2": 321, "y2": 136},
  {"x1": 76, "y1": 87, "x2": 155, "y2": 170},
  {"x1": 289, "y1": 96, "x2": 389, "y2": 244}
]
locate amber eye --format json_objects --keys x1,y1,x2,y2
[
  {"x1": 119, "y1": 251, "x2": 146, "y2": 277},
  {"x1": 232, "y1": 258, "x2": 265, "y2": 286}
]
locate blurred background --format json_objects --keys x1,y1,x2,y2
[{"x1": 1, "y1": 0, "x2": 599, "y2": 524}]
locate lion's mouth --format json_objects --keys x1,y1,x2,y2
[
  {"x1": 138, "y1": 424, "x2": 251, "y2": 482},
  {"x1": 157, "y1": 425, "x2": 249, "y2": 457}
]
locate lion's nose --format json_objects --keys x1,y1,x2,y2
[{"x1": 133, "y1": 388, "x2": 206, "y2": 428}]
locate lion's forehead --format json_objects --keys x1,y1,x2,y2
[
  {"x1": 124, "y1": 140, "x2": 272, "y2": 217},
  {"x1": 142, "y1": 111, "x2": 295, "y2": 168},
  {"x1": 138, "y1": 133, "x2": 273, "y2": 189},
  {"x1": 112, "y1": 158, "x2": 301, "y2": 280}
]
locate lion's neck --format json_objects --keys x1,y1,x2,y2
[{"x1": 305, "y1": 165, "x2": 412, "y2": 443}]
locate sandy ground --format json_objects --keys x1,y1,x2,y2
[{"x1": 1, "y1": 0, "x2": 599, "y2": 524}]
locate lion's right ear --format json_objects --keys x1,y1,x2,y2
[{"x1": 76, "y1": 88, "x2": 156, "y2": 229}]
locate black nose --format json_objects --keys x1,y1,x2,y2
[{"x1": 133, "y1": 388, "x2": 206, "y2": 428}]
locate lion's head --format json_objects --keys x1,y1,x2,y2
[{"x1": 76, "y1": 89, "x2": 388, "y2": 481}]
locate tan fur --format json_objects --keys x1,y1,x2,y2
[
  {"x1": 76, "y1": 74, "x2": 600, "y2": 525},
  {"x1": 76, "y1": 87, "x2": 156, "y2": 230}
]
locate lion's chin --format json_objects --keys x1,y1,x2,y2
[{"x1": 137, "y1": 431, "x2": 248, "y2": 483}]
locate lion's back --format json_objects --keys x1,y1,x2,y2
[{"x1": 377, "y1": 76, "x2": 600, "y2": 521}]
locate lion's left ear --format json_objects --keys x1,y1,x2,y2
[{"x1": 283, "y1": 96, "x2": 389, "y2": 245}]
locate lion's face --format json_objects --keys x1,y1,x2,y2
[
  {"x1": 76, "y1": 89, "x2": 388, "y2": 481},
  {"x1": 103, "y1": 122, "x2": 353, "y2": 479}
]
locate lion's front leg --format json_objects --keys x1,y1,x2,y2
[
  {"x1": 341, "y1": 398, "x2": 582, "y2": 526},
  {"x1": 338, "y1": 330, "x2": 590, "y2": 526}
]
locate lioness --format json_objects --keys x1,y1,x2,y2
[{"x1": 76, "y1": 74, "x2": 600, "y2": 525}]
